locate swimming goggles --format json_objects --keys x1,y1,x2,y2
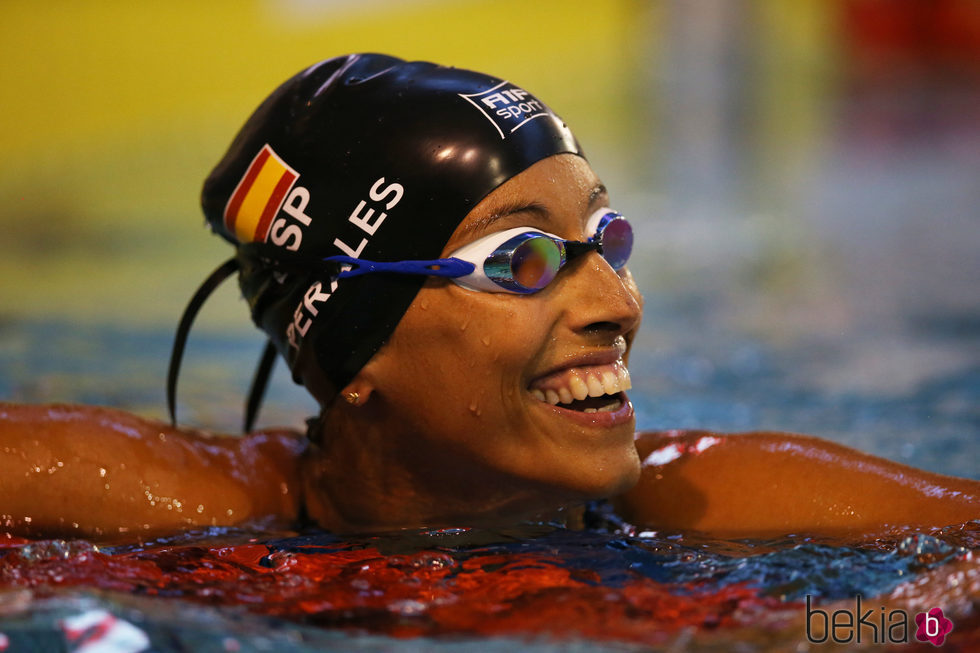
[{"x1": 324, "y1": 208, "x2": 632, "y2": 294}]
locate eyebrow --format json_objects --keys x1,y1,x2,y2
[{"x1": 459, "y1": 183, "x2": 608, "y2": 238}]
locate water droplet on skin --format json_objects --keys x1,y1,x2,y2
[
  {"x1": 468, "y1": 403, "x2": 482, "y2": 417},
  {"x1": 459, "y1": 320, "x2": 469, "y2": 331},
  {"x1": 481, "y1": 336, "x2": 491, "y2": 346}
]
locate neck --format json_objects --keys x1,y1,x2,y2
[{"x1": 299, "y1": 405, "x2": 579, "y2": 533}]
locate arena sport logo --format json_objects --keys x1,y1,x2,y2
[
  {"x1": 459, "y1": 81, "x2": 551, "y2": 140},
  {"x1": 224, "y1": 144, "x2": 313, "y2": 251},
  {"x1": 805, "y1": 595, "x2": 954, "y2": 646}
]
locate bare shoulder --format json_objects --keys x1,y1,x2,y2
[
  {"x1": 620, "y1": 429, "x2": 980, "y2": 537},
  {"x1": 0, "y1": 402, "x2": 308, "y2": 539}
]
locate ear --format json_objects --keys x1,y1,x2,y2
[{"x1": 338, "y1": 345, "x2": 390, "y2": 407}]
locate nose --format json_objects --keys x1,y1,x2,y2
[{"x1": 556, "y1": 252, "x2": 643, "y2": 340}]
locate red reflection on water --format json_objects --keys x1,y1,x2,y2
[{"x1": 0, "y1": 536, "x2": 787, "y2": 645}]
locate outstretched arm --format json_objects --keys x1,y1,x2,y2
[
  {"x1": 0, "y1": 403, "x2": 307, "y2": 541},
  {"x1": 615, "y1": 430, "x2": 980, "y2": 538}
]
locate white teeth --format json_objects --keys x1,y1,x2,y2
[
  {"x1": 617, "y1": 366, "x2": 632, "y2": 390},
  {"x1": 530, "y1": 362, "x2": 631, "y2": 407},
  {"x1": 568, "y1": 376, "x2": 590, "y2": 401},
  {"x1": 586, "y1": 375, "x2": 605, "y2": 398},
  {"x1": 601, "y1": 370, "x2": 618, "y2": 395},
  {"x1": 584, "y1": 408, "x2": 597, "y2": 414}
]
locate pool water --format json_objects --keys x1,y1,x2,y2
[
  {"x1": 1, "y1": 300, "x2": 979, "y2": 651},
  {"x1": 0, "y1": 519, "x2": 978, "y2": 651}
]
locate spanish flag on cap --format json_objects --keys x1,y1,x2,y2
[{"x1": 224, "y1": 144, "x2": 299, "y2": 243}]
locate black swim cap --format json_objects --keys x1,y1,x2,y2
[{"x1": 196, "y1": 53, "x2": 582, "y2": 407}]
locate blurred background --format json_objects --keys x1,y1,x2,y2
[{"x1": 1, "y1": 0, "x2": 978, "y2": 477}]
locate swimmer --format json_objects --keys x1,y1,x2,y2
[{"x1": 1, "y1": 54, "x2": 978, "y2": 541}]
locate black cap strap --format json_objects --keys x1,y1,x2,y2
[
  {"x1": 243, "y1": 339, "x2": 278, "y2": 433},
  {"x1": 166, "y1": 257, "x2": 240, "y2": 427}
]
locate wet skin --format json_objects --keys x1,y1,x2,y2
[
  {"x1": 0, "y1": 403, "x2": 304, "y2": 540},
  {"x1": 303, "y1": 154, "x2": 644, "y2": 531},
  {"x1": 1, "y1": 153, "x2": 979, "y2": 540},
  {"x1": 619, "y1": 430, "x2": 980, "y2": 538}
]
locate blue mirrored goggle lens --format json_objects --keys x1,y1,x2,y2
[
  {"x1": 511, "y1": 237, "x2": 563, "y2": 290},
  {"x1": 597, "y1": 216, "x2": 632, "y2": 270}
]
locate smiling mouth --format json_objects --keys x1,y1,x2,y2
[{"x1": 529, "y1": 362, "x2": 631, "y2": 413}]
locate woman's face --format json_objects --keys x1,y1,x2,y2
[{"x1": 357, "y1": 154, "x2": 643, "y2": 513}]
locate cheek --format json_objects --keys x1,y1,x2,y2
[{"x1": 384, "y1": 289, "x2": 551, "y2": 405}]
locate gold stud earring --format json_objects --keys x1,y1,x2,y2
[{"x1": 345, "y1": 391, "x2": 360, "y2": 406}]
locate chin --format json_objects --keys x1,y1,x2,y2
[
  {"x1": 598, "y1": 461, "x2": 643, "y2": 499},
  {"x1": 557, "y1": 450, "x2": 642, "y2": 502}
]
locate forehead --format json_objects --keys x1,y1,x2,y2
[{"x1": 445, "y1": 154, "x2": 606, "y2": 249}]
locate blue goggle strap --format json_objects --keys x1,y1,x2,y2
[{"x1": 326, "y1": 255, "x2": 475, "y2": 279}]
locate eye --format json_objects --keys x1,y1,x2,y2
[
  {"x1": 586, "y1": 208, "x2": 632, "y2": 270},
  {"x1": 510, "y1": 237, "x2": 563, "y2": 290},
  {"x1": 598, "y1": 217, "x2": 632, "y2": 270}
]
